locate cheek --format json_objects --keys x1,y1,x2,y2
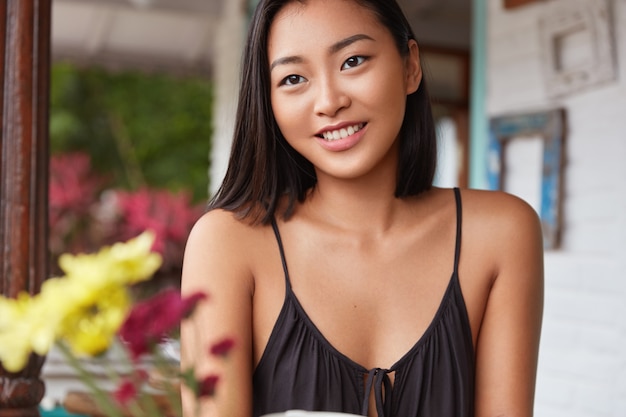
[
  {"x1": 359, "y1": 74, "x2": 407, "y2": 125},
  {"x1": 380, "y1": 75, "x2": 408, "y2": 108},
  {"x1": 354, "y1": 61, "x2": 408, "y2": 108},
  {"x1": 271, "y1": 94, "x2": 309, "y2": 139}
]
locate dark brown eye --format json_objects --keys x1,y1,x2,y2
[
  {"x1": 281, "y1": 74, "x2": 306, "y2": 86},
  {"x1": 341, "y1": 56, "x2": 366, "y2": 70}
]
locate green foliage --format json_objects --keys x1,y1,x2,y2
[{"x1": 49, "y1": 63, "x2": 214, "y2": 202}]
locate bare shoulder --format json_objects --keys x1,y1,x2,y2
[
  {"x1": 188, "y1": 208, "x2": 257, "y2": 242},
  {"x1": 460, "y1": 188, "x2": 542, "y2": 238},
  {"x1": 182, "y1": 209, "x2": 263, "y2": 294},
  {"x1": 458, "y1": 189, "x2": 544, "y2": 276},
  {"x1": 460, "y1": 187, "x2": 537, "y2": 216}
]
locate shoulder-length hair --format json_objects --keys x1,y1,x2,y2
[{"x1": 209, "y1": 0, "x2": 437, "y2": 224}]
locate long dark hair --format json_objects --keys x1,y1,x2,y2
[{"x1": 209, "y1": 0, "x2": 437, "y2": 224}]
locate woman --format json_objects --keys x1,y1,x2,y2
[{"x1": 181, "y1": 0, "x2": 544, "y2": 416}]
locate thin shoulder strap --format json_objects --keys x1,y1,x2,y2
[
  {"x1": 453, "y1": 187, "x2": 462, "y2": 275},
  {"x1": 270, "y1": 217, "x2": 293, "y2": 291}
]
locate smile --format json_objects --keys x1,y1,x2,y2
[{"x1": 320, "y1": 123, "x2": 365, "y2": 141}]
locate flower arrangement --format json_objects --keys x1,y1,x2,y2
[{"x1": 0, "y1": 232, "x2": 233, "y2": 417}]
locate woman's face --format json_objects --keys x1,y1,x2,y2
[{"x1": 267, "y1": 0, "x2": 421, "y2": 183}]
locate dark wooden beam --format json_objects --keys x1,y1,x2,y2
[{"x1": 0, "y1": 0, "x2": 51, "y2": 415}]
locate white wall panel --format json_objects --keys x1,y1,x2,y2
[{"x1": 487, "y1": 1, "x2": 626, "y2": 416}]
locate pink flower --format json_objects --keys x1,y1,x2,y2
[
  {"x1": 49, "y1": 152, "x2": 105, "y2": 216},
  {"x1": 112, "y1": 189, "x2": 204, "y2": 272},
  {"x1": 119, "y1": 288, "x2": 207, "y2": 359},
  {"x1": 112, "y1": 379, "x2": 138, "y2": 406},
  {"x1": 210, "y1": 338, "x2": 236, "y2": 357},
  {"x1": 48, "y1": 152, "x2": 108, "y2": 257}
]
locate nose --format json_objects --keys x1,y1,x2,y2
[{"x1": 313, "y1": 75, "x2": 350, "y2": 117}]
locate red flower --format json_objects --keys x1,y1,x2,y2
[
  {"x1": 119, "y1": 288, "x2": 207, "y2": 359},
  {"x1": 113, "y1": 189, "x2": 204, "y2": 271},
  {"x1": 49, "y1": 152, "x2": 105, "y2": 217},
  {"x1": 181, "y1": 292, "x2": 208, "y2": 319},
  {"x1": 48, "y1": 152, "x2": 108, "y2": 257},
  {"x1": 197, "y1": 374, "x2": 220, "y2": 398},
  {"x1": 112, "y1": 379, "x2": 138, "y2": 406},
  {"x1": 210, "y1": 338, "x2": 236, "y2": 357}
]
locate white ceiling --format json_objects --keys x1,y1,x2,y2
[
  {"x1": 52, "y1": 0, "x2": 224, "y2": 76},
  {"x1": 52, "y1": 0, "x2": 471, "y2": 78}
]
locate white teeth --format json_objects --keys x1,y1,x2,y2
[{"x1": 322, "y1": 123, "x2": 364, "y2": 141}]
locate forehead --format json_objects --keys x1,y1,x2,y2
[{"x1": 268, "y1": 0, "x2": 387, "y2": 57}]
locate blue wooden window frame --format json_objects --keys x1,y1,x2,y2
[{"x1": 487, "y1": 109, "x2": 566, "y2": 250}]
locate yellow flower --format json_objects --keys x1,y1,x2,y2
[
  {"x1": 0, "y1": 292, "x2": 25, "y2": 330},
  {"x1": 0, "y1": 295, "x2": 35, "y2": 372},
  {"x1": 0, "y1": 291, "x2": 62, "y2": 371},
  {"x1": 0, "y1": 231, "x2": 162, "y2": 372},
  {"x1": 58, "y1": 231, "x2": 162, "y2": 286},
  {"x1": 58, "y1": 285, "x2": 131, "y2": 356},
  {"x1": 0, "y1": 333, "x2": 34, "y2": 372}
]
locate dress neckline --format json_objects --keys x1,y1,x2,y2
[
  {"x1": 268, "y1": 188, "x2": 464, "y2": 373},
  {"x1": 284, "y1": 270, "x2": 461, "y2": 373}
]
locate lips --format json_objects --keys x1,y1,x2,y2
[
  {"x1": 315, "y1": 122, "x2": 368, "y2": 152},
  {"x1": 318, "y1": 123, "x2": 366, "y2": 141}
]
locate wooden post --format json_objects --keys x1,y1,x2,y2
[{"x1": 0, "y1": 0, "x2": 51, "y2": 415}]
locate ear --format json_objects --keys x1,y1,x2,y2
[{"x1": 405, "y1": 39, "x2": 422, "y2": 95}]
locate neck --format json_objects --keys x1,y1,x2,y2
[{"x1": 305, "y1": 165, "x2": 403, "y2": 234}]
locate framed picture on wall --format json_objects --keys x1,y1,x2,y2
[{"x1": 488, "y1": 109, "x2": 566, "y2": 250}]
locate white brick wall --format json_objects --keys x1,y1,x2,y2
[{"x1": 487, "y1": 1, "x2": 626, "y2": 416}]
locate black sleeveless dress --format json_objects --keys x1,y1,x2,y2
[{"x1": 253, "y1": 188, "x2": 474, "y2": 417}]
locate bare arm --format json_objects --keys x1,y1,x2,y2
[
  {"x1": 474, "y1": 193, "x2": 544, "y2": 417},
  {"x1": 180, "y1": 210, "x2": 254, "y2": 417}
]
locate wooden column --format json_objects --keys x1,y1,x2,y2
[{"x1": 0, "y1": 0, "x2": 51, "y2": 415}]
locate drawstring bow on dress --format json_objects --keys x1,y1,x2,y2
[{"x1": 361, "y1": 368, "x2": 393, "y2": 417}]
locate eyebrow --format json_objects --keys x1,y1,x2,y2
[{"x1": 270, "y1": 33, "x2": 375, "y2": 71}]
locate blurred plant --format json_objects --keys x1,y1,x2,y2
[
  {"x1": 0, "y1": 233, "x2": 234, "y2": 417},
  {"x1": 49, "y1": 63, "x2": 213, "y2": 202},
  {"x1": 49, "y1": 152, "x2": 108, "y2": 257},
  {"x1": 49, "y1": 152, "x2": 204, "y2": 290},
  {"x1": 0, "y1": 232, "x2": 162, "y2": 371},
  {"x1": 101, "y1": 188, "x2": 204, "y2": 275}
]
